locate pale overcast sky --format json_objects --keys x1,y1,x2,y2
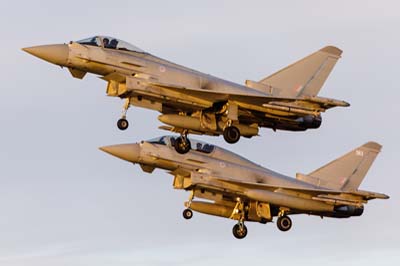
[{"x1": 0, "y1": 0, "x2": 399, "y2": 265}]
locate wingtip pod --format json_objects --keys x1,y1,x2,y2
[
  {"x1": 363, "y1": 141, "x2": 382, "y2": 152},
  {"x1": 320, "y1": 46, "x2": 343, "y2": 57}
]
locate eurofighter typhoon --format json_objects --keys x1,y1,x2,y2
[
  {"x1": 23, "y1": 36, "x2": 349, "y2": 153},
  {"x1": 100, "y1": 136, "x2": 388, "y2": 239}
]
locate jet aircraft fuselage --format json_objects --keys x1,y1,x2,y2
[
  {"x1": 23, "y1": 36, "x2": 349, "y2": 153},
  {"x1": 100, "y1": 136, "x2": 388, "y2": 239}
]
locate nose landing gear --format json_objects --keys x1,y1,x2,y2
[
  {"x1": 117, "y1": 118, "x2": 129, "y2": 130},
  {"x1": 182, "y1": 208, "x2": 193, "y2": 219},
  {"x1": 174, "y1": 131, "x2": 191, "y2": 154},
  {"x1": 117, "y1": 98, "x2": 130, "y2": 130},
  {"x1": 182, "y1": 191, "x2": 194, "y2": 219}
]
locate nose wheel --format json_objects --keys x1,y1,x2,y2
[
  {"x1": 182, "y1": 208, "x2": 193, "y2": 219},
  {"x1": 232, "y1": 222, "x2": 248, "y2": 239},
  {"x1": 117, "y1": 118, "x2": 129, "y2": 130},
  {"x1": 175, "y1": 135, "x2": 191, "y2": 154}
]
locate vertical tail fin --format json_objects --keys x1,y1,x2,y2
[
  {"x1": 259, "y1": 46, "x2": 342, "y2": 98},
  {"x1": 299, "y1": 142, "x2": 382, "y2": 191}
]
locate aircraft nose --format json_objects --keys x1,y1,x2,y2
[
  {"x1": 22, "y1": 44, "x2": 69, "y2": 66},
  {"x1": 99, "y1": 143, "x2": 141, "y2": 163}
]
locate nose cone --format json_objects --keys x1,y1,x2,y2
[
  {"x1": 99, "y1": 143, "x2": 141, "y2": 163},
  {"x1": 22, "y1": 44, "x2": 69, "y2": 66}
]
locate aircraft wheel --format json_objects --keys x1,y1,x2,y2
[
  {"x1": 183, "y1": 208, "x2": 193, "y2": 219},
  {"x1": 277, "y1": 216, "x2": 292, "y2": 232},
  {"x1": 117, "y1": 118, "x2": 129, "y2": 130},
  {"x1": 223, "y1": 126, "x2": 241, "y2": 144},
  {"x1": 232, "y1": 223, "x2": 248, "y2": 239},
  {"x1": 175, "y1": 136, "x2": 191, "y2": 154}
]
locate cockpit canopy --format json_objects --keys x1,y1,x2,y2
[
  {"x1": 145, "y1": 135, "x2": 264, "y2": 169},
  {"x1": 146, "y1": 136, "x2": 215, "y2": 154},
  {"x1": 76, "y1": 36, "x2": 145, "y2": 53}
]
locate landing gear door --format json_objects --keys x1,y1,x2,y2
[
  {"x1": 256, "y1": 202, "x2": 272, "y2": 220},
  {"x1": 248, "y1": 201, "x2": 272, "y2": 221}
]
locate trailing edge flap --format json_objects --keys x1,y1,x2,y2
[
  {"x1": 215, "y1": 177, "x2": 344, "y2": 195},
  {"x1": 148, "y1": 80, "x2": 346, "y2": 113},
  {"x1": 213, "y1": 178, "x2": 387, "y2": 200}
]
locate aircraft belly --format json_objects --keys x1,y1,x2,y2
[
  {"x1": 158, "y1": 114, "x2": 259, "y2": 136},
  {"x1": 130, "y1": 96, "x2": 162, "y2": 112},
  {"x1": 126, "y1": 81, "x2": 212, "y2": 109},
  {"x1": 245, "y1": 189, "x2": 334, "y2": 212}
]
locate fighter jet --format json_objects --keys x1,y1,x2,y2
[
  {"x1": 100, "y1": 136, "x2": 388, "y2": 239},
  {"x1": 23, "y1": 36, "x2": 349, "y2": 153}
]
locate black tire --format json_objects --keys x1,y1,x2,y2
[
  {"x1": 117, "y1": 118, "x2": 129, "y2": 130},
  {"x1": 183, "y1": 209, "x2": 193, "y2": 220},
  {"x1": 223, "y1": 126, "x2": 241, "y2": 144},
  {"x1": 277, "y1": 216, "x2": 292, "y2": 232},
  {"x1": 232, "y1": 223, "x2": 248, "y2": 239},
  {"x1": 175, "y1": 136, "x2": 191, "y2": 154}
]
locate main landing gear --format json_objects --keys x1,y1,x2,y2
[
  {"x1": 223, "y1": 125, "x2": 241, "y2": 144},
  {"x1": 117, "y1": 98, "x2": 130, "y2": 130},
  {"x1": 174, "y1": 132, "x2": 191, "y2": 154},
  {"x1": 276, "y1": 215, "x2": 292, "y2": 232},
  {"x1": 232, "y1": 221, "x2": 248, "y2": 239},
  {"x1": 229, "y1": 200, "x2": 248, "y2": 239}
]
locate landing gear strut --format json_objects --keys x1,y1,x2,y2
[
  {"x1": 232, "y1": 221, "x2": 247, "y2": 239},
  {"x1": 276, "y1": 215, "x2": 292, "y2": 232},
  {"x1": 229, "y1": 199, "x2": 248, "y2": 239},
  {"x1": 117, "y1": 98, "x2": 130, "y2": 130},
  {"x1": 175, "y1": 132, "x2": 191, "y2": 154},
  {"x1": 182, "y1": 191, "x2": 194, "y2": 220},
  {"x1": 223, "y1": 126, "x2": 240, "y2": 144}
]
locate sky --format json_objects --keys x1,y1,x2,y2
[{"x1": 0, "y1": 0, "x2": 399, "y2": 265}]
